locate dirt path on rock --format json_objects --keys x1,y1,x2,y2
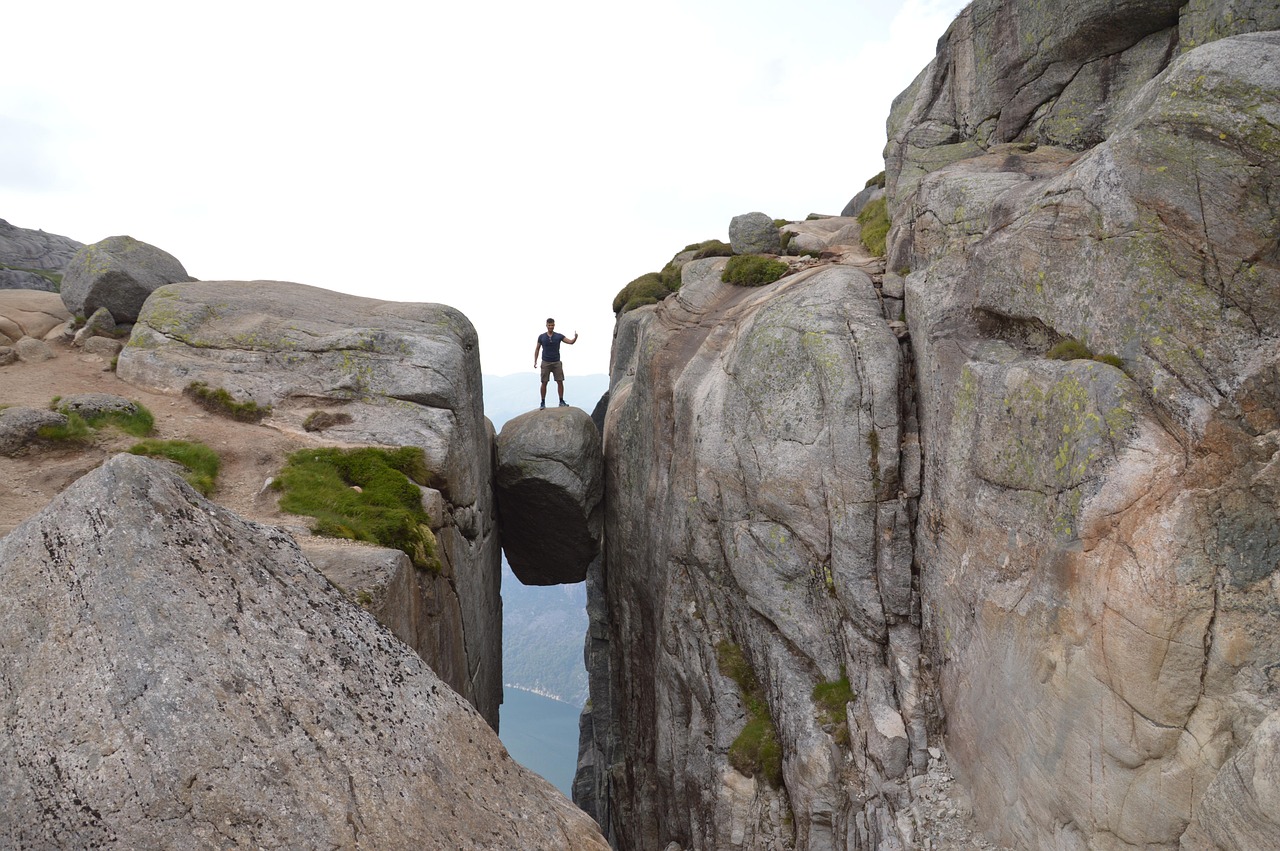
[{"x1": 0, "y1": 340, "x2": 314, "y2": 537}]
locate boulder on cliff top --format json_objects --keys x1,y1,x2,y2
[
  {"x1": 496, "y1": 407, "x2": 603, "y2": 585},
  {"x1": 61, "y1": 235, "x2": 195, "y2": 323},
  {"x1": 729, "y1": 211, "x2": 781, "y2": 255},
  {"x1": 0, "y1": 453, "x2": 607, "y2": 850}
]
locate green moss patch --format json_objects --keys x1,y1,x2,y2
[
  {"x1": 1047, "y1": 337, "x2": 1124, "y2": 369},
  {"x1": 813, "y1": 672, "x2": 855, "y2": 747},
  {"x1": 717, "y1": 640, "x2": 783, "y2": 787},
  {"x1": 613, "y1": 271, "x2": 676, "y2": 315},
  {"x1": 129, "y1": 439, "x2": 221, "y2": 496},
  {"x1": 273, "y1": 446, "x2": 440, "y2": 572},
  {"x1": 857, "y1": 196, "x2": 889, "y2": 257},
  {"x1": 722, "y1": 255, "x2": 788, "y2": 287}
]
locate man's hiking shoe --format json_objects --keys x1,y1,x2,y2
[
  {"x1": 559, "y1": 399, "x2": 569, "y2": 407},
  {"x1": 539, "y1": 401, "x2": 545, "y2": 410}
]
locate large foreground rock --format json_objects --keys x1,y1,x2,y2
[
  {"x1": 61, "y1": 235, "x2": 195, "y2": 323},
  {"x1": 118, "y1": 279, "x2": 502, "y2": 724},
  {"x1": 0, "y1": 454, "x2": 607, "y2": 850},
  {"x1": 496, "y1": 407, "x2": 603, "y2": 585}
]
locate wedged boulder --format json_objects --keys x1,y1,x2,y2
[
  {"x1": 118, "y1": 279, "x2": 502, "y2": 724},
  {"x1": 73, "y1": 306, "x2": 117, "y2": 345},
  {"x1": 0, "y1": 407, "x2": 66, "y2": 456},
  {"x1": 0, "y1": 289, "x2": 72, "y2": 345},
  {"x1": 729, "y1": 211, "x2": 781, "y2": 255},
  {"x1": 0, "y1": 453, "x2": 608, "y2": 850},
  {"x1": 61, "y1": 235, "x2": 195, "y2": 323},
  {"x1": 496, "y1": 407, "x2": 602, "y2": 585}
]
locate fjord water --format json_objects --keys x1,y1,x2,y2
[{"x1": 499, "y1": 687, "x2": 583, "y2": 797}]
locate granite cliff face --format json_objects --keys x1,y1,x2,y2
[{"x1": 580, "y1": 2, "x2": 1280, "y2": 849}]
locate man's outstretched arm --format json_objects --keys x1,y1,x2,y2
[{"x1": 564, "y1": 331, "x2": 579, "y2": 345}]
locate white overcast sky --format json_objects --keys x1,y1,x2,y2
[{"x1": 2, "y1": 0, "x2": 966, "y2": 378}]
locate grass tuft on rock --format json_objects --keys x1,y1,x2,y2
[
  {"x1": 53, "y1": 400, "x2": 155, "y2": 437},
  {"x1": 722, "y1": 255, "x2": 788, "y2": 287},
  {"x1": 717, "y1": 640, "x2": 784, "y2": 787},
  {"x1": 813, "y1": 671, "x2": 855, "y2": 747},
  {"x1": 129, "y1": 439, "x2": 221, "y2": 496},
  {"x1": 37, "y1": 412, "x2": 93, "y2": 445},
  {"x1": 1047, "y1": 337, "x2": 1125, "y2": 369},
  {"x1": 614, "y1": 271, "x2": 676, "y2": 316},
  {"x1": 184, "y1": 381, "x2": 272, "y2": 423},
  {"x1": 273, "y1": 446, "x2": 441, "y2": 572},
  {"x1": 857, "y1": 196, "x2": 889, "y2": 257}
]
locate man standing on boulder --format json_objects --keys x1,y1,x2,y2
[{"x1": 534, "y1": 318, "x2": 578, "y2": 409}]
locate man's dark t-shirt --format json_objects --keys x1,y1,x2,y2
[{"x1": 539, "y1": 332, "x2": 566, "y2": 362}]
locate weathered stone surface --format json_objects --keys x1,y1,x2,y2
[
  {"x1": 61, "y1": 235, "x2": 195, "y2": 323},
  {"x1": 0, "y1": 219, "x2": 82, "y2": 293},
  {"x1": 73, "y1": 306, "x2": 116, "y2": 345},
  {"x1": 884, "y1": 0, "x2": 1187, "y2": 203},
  {"x1": 729, "y1": 211, "x2": 781, "y2": 255},
  {"x1": 0, "y1": 453, "x2": 607, "y2": 850},
  {"x1": 301, "y1": 539, "x2": 472, "y2": 697},
  {"x1": 118, "y1": 279, "x2": 502, "y2": 724},
  {"x1": 0, "y1": 346, "x2": 15, "y2": 366},
  {"x1": 0, "y1": 269, "x2": 58, "y2": 292},
  {"x1": 0, "y1": 407, "x2": 66, "y2": 456},
  {"x1": 14, "y1": 337, "x2": 53, "y2": 363},
  {"x1": 583, "y1": 258, "x2": 927, "y2": 849},
  {"x1": 888, "y1": 28, "x2": 1280, "y2": 851},
  {"x1": 54, "y1": 392, "x2": 139, "y2": 419},
  {"x1": 0, "y1": 289, "x2": 73, "y2": 345},
  {"x1": 780, "y1": 216, "x2": 862, "y2": 256},
  {"x1": 82, "y1": 336, "x2": 124, "y2": 358},
  {"x1": 496, "y1": 407, "x2": 603, "y2": 585},
  {"x1": 841, "y1": 185, "x2": 883, "y2": 218}
]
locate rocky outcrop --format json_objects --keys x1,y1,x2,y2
[
  {"x1": 118, "y1": 279, "x2": 502, "y2": 724},
  {"x1": 61, "y1": 235, "x2": 195, "y2": 323},
  {"x1": 0, "y1": 218, "x2": 82, "y2": 292},
  {"x1": 582, "y1": 254, "x2": 932, "y2": 849},
  {"x1": 495, "y1": 407, "x2": 603, "y2": 585},
  {"x1": 729, "y1": 212, "x2": 782, "y2": 255},
  {"x1": 0, "y1": 407, "x2": 66, "y2": 456},
  {"x1": 0, "y1": 289, "x2": 72, "y2": 345},
  {"x1": 0, "y1": 453, "x2": 607, "y2": 850},
  {"x1": 885, "y1": 18, "x2": 1280, "y2": 851}
]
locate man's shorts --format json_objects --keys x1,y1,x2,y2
[{"x1": 541, "y1": 360, "x2": 565, "y2": 382}]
